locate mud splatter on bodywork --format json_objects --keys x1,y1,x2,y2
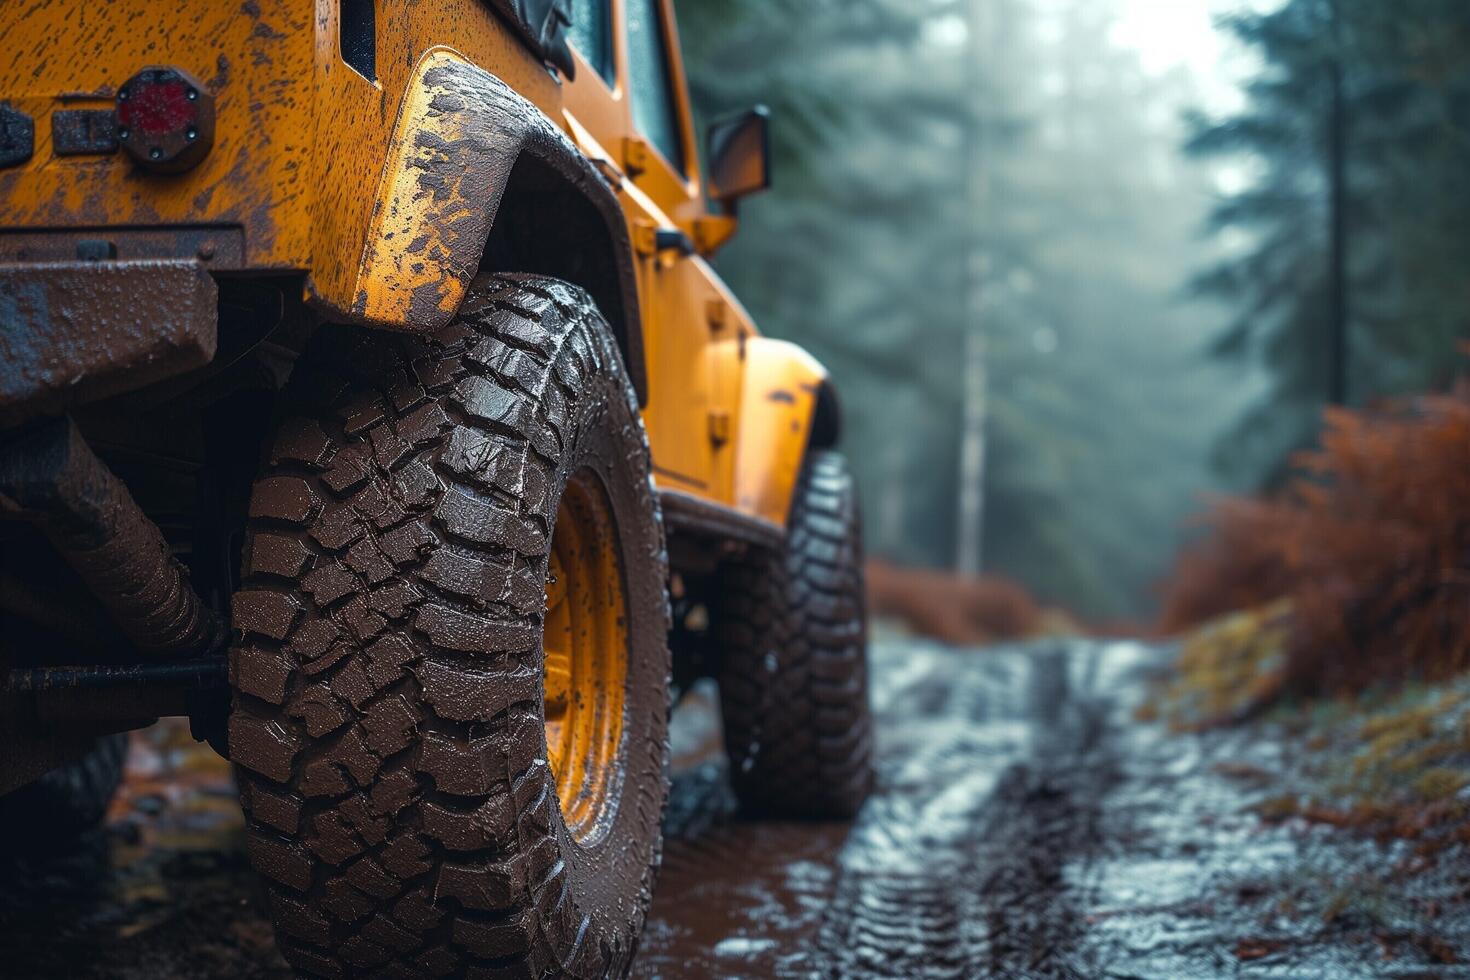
[{"x1": 348, "y1": 50, "x2": 641, "y2": 361}]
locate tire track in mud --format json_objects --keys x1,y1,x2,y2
[
  {"x1": 812, "y1": 644, "x2": 1119, "y2": 979},
  {"x1": 971, "y1": 738, "x2": 1116, "y2": 977},
  {"x1": 638, "y1": 640, "x2": 1142, "y2": 979}
]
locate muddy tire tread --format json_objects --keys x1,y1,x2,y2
[
  {"x1": 718, "y1": 450, "x2": 873, "y2": 818},
  {"x1": 230, "y1": 274, "x2": 666, "y2": 979},
  {"x1": 0, "y1": 733, "x2": 127, "y2": 843}
]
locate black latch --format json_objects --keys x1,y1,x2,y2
[
  {"x1": 54, "y1": 109, "x2": 119, "y2": 156},
  {"x1": 76, "y1": 239, "x2": 117, "y2": 262},
  {"x1": 654, "y1": 228, "x2": 696, "y2": 257},
  {"x1": 0, "y1": 103, "x2": 34, "y2": 169}
]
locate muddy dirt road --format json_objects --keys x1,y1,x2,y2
[{"x1": 1, "y1": 638, "x2": 1466, "y2": 978}]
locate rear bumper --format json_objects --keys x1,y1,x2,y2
[{"x1": 0, "y1": 259, "x2": 217, "y2": 428}]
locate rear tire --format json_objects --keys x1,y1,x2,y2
[
  {"x1": 716, "y1": 450, "x2": 874, "y2": 818},
  {"x1": 0, "y1": 733, "x2": 127, "y2": 844},
  {"x1": 229, "y1": 274, "x2": 670, "y2": 979}
]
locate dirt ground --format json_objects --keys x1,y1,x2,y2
[{"x1": 1, "y1": 636, "x2": 1467, "y2": 978}]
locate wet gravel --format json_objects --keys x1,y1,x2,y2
[{"x1": 1, "y1": 637, "x2": 1467, "y2": 978}]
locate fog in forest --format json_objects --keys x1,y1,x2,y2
[
  {"x1": 673, "y1": 0, "x2": 1250, "y2": 621},
  {"x1": 673, "y1": 0, "x2": 1470, "y2": 622}
]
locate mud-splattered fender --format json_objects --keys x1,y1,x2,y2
[
  {"x1": 732, "y1": 337, "x2": 833, "y2": 527},
  {"x1": 321, "y1": 48, "x2": 643, "y2": 393}
]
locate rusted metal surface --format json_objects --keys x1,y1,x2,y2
[
  {"x1": 0, "y1": 227, "x2": 244, "y2": 268},
  {"x1": 0, "y1": 260, "x2": 217, "y2": 427},
  {"x1": 2, "y1": 660, "x2": 227, "y2": 695},
  {"x1": 0, "y1": 418, "x2": 223, "y2": 659}
]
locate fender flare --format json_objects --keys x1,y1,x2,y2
[
  {"x1": 810, "y1": 375, "x2": 842, "y2": 450},
  {"x1": 337, "y1": 48, "x2": 645, "y2": 400},
  {"x1": 732, "y1": 337, "x2": 838, "y2": 527}
]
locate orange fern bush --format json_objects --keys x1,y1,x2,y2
[
  {"x1": 1162, "y1": 384, "x2": 1470, "y2": 694},
  {"x1": 1283, "y1": 392, "x2": 1470, "y2": 691},
  {"x1": 866, "y1": 559, "x2": 1046, "y2": 646},
  {"x1": 1159, "y1": 497, "x2": 1296, "y2": 634}
]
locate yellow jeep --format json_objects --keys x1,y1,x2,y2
[{"x1": 0, "y1": 0, "x2": 872, "y2": 974}]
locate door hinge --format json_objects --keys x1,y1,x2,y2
[
  {"x1": 705, "y1": 299, "x2": 727, "y2": 333},
  {"x1": 708, "y1": 410, "x2": 731, "y2": 448},
  {"x1": 693, "y1": 214, "x2": 738, "y2": 254},
  {"x1": 634, "y1": 222, "x2": 694, "y2": 261},
  {"x1": 624, "y1": 136, "x2": 651, "y2": 177},
  {"x1": 633, "y1": 221, "x2": 657, "y2": 257}
]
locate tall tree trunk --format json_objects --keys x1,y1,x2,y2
[
  {"x1": 956, "y1": 0, "x2": 995, "y2": 577},
  {"x1": 956, "y1": 328, "x2": 988, "y2": 575},
  {"x1": 1326, "y1": 0, "x2": 1349, "y2": 406}
]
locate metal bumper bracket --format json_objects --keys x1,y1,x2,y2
[{"x1": 0, "y1": 259, "x2": 217, "y2": 427}]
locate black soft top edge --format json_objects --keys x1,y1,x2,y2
[{"x1": 483, "y1": 0, "x2": 576, "y2": 78}]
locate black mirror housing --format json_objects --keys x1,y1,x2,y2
[{"x1": 706, "y1": 105, "x2": 771, "y2": 206}]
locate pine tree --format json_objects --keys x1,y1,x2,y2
[
  {"x1": 1188, "y1": 0, "x2": 1470, "y2": 488},
  {"x1": 674, "y1": 0, "x2": 1236, "y2": 617}
]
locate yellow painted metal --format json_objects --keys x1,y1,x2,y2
[
  {"x1": 0, "y1": 2, "x2": 555, "y2": 295},
  {"x1": 729, "y1": 337, "x2": 828, "y2": 525},
  {"x1": 348, "y1": 48, "x2": 500, "y2": 330},
  {"x1": 618, "y1": 0, "x2": 706, "y2": 230},
  {"x1": 0, "y1": 0, "x2": 825, "y2": 529},
  {"x1": 0, "y1": 1, "x2": 316, "y2": 256},
  {"x1": 542, "y1": 469, "x2": 629, "y2": 844}
]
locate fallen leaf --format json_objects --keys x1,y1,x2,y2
[{"x1": 1235, "y1": 938, "x2": 1285, "y2": 961}]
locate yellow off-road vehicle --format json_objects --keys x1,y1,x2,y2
[{"x1": 0, "y1": 0, "x2": 872, "y2": 975}]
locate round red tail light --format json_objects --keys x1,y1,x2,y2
[{"x1": 115, "y1": 66, "x2": 214, "y2": 173}]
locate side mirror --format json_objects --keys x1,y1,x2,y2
[{"x1": 706, "y1": 105, "x2": 771, "y2": 207}]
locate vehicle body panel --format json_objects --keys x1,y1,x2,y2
[{"x1": 0, "y1": 0, "x2": 827, "y2": 529}]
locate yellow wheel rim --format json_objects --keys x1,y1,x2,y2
[{"x1": 543, "y1": 468, "x2": 629, "y2": 844}]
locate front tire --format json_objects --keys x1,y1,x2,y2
[
  {"x1": 716, "y1": 450, "x2": 874, "y2": 818},
  {"x1": 229, "y1": 274, "x2": 670, "y2": 979}
]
